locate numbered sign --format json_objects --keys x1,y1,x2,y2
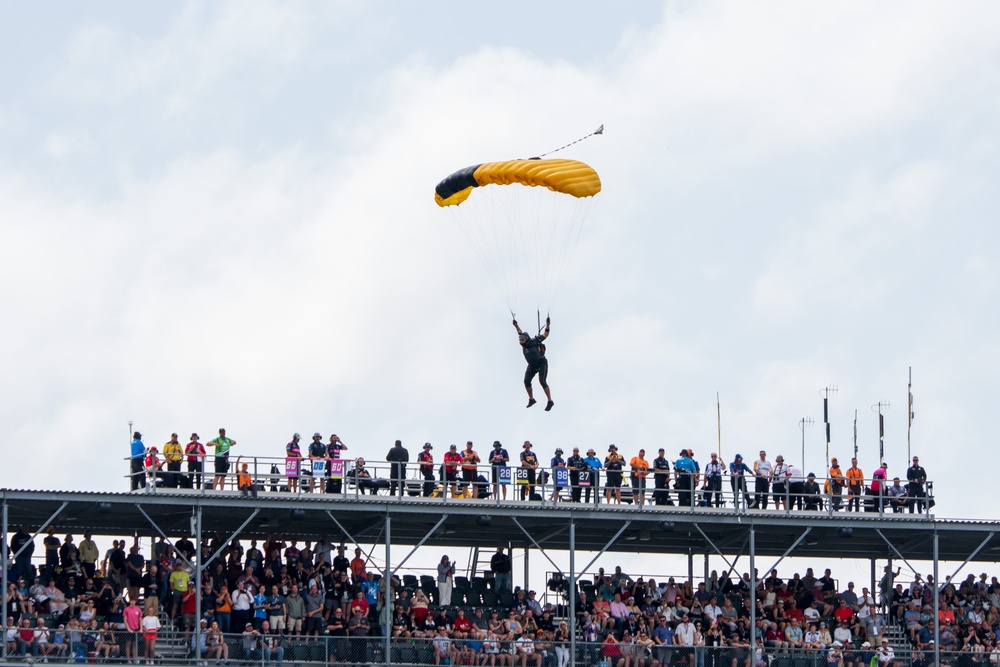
[
  {"x1": 515, "y1": 468, "x2": 531, "y2": 486},
  {"x1": 579, "y1": 472, "x2": 591, "y2": 487},
  {"x1": 554, "y1": 468, "x2": 569, "y2": 488},
  {"x1": 329, "y1": 459, "x2": 345, "y2": 480},
  {"x1": 497, "y1": 466, "x2": 512, "y2": 485},
  {"x1": 284, "y1": 458, "x2": 300, "y2": 478},
  {"x1": 311, "y1": 460, "x2": 327, "y2": 478}
]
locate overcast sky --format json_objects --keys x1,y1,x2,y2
[{"x1": 2, "y1": 0, "x2": 999, "y2": 543}]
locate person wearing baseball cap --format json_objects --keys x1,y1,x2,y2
[
  {"x1": 489, "y1": 441, "x2": 510, "y2": 500},
  {"x1": 418, "y1": 443, "x2": 436, "y2": 498},
  {"x1": 604, "y1": 445, "x2": 624, "y2": 504},
  {"x1": 730, "y1": 454, "x2": 752, "y2": 509},
  {"x1": 520, "y1": 441, "x2": 540, "y2": 501}
]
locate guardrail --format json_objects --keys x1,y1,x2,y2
[
  {"x1": 125, "y1": 455, "x2": 935, "y2": 517},
  {"x1": 0, "y1": 628, "x2": 950, "y2": 667}
]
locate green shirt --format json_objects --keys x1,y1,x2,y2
[{"x1": 210, "y1": 437, "x2": 234, "y2": 455}]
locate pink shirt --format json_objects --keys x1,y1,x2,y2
[{"x1": 124, "y1": 605, "x2": 142, "y2": 631}]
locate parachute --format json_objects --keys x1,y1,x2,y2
[{"x1": 434, "y1": 157, "x2": 602, "y2": 318}]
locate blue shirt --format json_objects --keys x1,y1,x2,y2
[
  {"x1": 131, "y1": 437, "x2": 145, "y2": 459},
  {"x1": 253, "y1": 593, "x2": 267, "y2": 618},
  {"x1": 653, "y1": 624, "x2": 674, "y2": 646},
  {"x1": 675, "y1": 457, "x2": 696, "y2": 474},
  {"x1": 550, "y1": 456, "x2": 565, "y2": 468},
  {"x1": 489, "y1": 449, "x2": 510, "y2": 466},
  {"x1": 730, "y1": 461, "x2": 751, "y2": 476},
  {"x1": 361, "y1": 579, "x2": 380, "y2": 605},
  {"x1": 584, "y1": 456, "x2": 602, "y2": 470}
]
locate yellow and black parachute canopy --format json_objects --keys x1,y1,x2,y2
[{"x1": 434, "y1": 158, "x2": 601, "y2": 207}]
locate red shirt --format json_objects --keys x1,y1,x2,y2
[
  {"x1": 454, "y1": 616, "x2": 472, "y2": 632},
  {"x1": 834, "y1": 607, "x2": 854, "y2": 624},
  {"x1": 444, "y1": 452, "x2": 463, "y2": 472}
]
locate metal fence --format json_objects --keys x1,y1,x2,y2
[
  {"x1": 1, "y1": 629, "x2": 960, "y2": 667},
  {"x1": 126, "y1": 455, "x2": 935, "y2": 518}
]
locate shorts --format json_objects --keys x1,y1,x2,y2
[
  {"x1": 491, "y1": 467, "x2": 504, "y2": 484},
  {"x1": 215, "y1": 456, "x2": 230, "y2": 474},
  {"x1": 269, "y1": 615, "x2": 286, "y2": 631},
  {"x1": 445, "y1": 470, "x2": 458, "y2": 482},
  {"x1": 631, "y1": 475, "x2": 646, "y2": 490},
  {"x1": 183, "y1": 613, "x2": 196, "y2": 628},
  {"x1": 524, "y1": 359, "x2": 549, "y2": 388},
  {"x1": 143, "y1": 632, "x2": 158, "y2": 641},
  {"x1": 607, "y1": 472, "x2": 622, "y2": 487},
  {"x1": 462, "y1": 469, "x2": 477, "y2": 483},
  {"x1": 287, "y1": 617, "x2": 303, "y2": 633}
]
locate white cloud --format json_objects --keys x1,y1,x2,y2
[{"x1": 0, "y1": 1, "x2": 998, "y2": 528}]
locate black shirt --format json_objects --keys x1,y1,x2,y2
[{"x1": 521, "y1": 336, "x2": 547, "y2": 364}]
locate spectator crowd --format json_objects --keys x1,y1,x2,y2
[
  {"x1": 4, "y1": 522, "x2": 994, "y2": 667},
  {"x1": 129, "y1": 430, "x2": 933, "y2": 515}
]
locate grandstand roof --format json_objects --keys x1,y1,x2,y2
[{"x1": 3, "y1": 488, "x2": 998, "y2": 564}]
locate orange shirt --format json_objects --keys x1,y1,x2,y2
[
  {"x1": 845, "y1": 466, "x2": 864, "y2": 488},
  {"x1": 629, "y1": 457, "x2": 650, "y2": 479}
]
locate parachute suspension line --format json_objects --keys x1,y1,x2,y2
[
  {"x1": 449, "y1": 203, "x2": 516, "y2": 315},
  {"x1": 532, "y1": 123, "x2": 604, "y2": 159}
]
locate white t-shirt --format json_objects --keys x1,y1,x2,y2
[{"x1": 142, "y1": 615, "x2": 161, "y2": 633}]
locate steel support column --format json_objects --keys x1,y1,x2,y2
[
  {"x1": 194, "y1": 503, "x2": 203, "y2": 662},
  {"x1": 749, "y1": 526, "x2": 756, "y2": 646},
  {"x1": 933, "y1": 531, "x2": 940, "y2": 667},
  {"x1": 2, "y1": 496, "x2": 8, "y2": 662},
  {"x1": 384, "y1": 514, "x2": 391, "y2": 667},
  {"x1": 569, "y1": 519, "x2": 576, "y2": 667}
]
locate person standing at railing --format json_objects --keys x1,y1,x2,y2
[
  {"x1": 489, "y1": 441, "x2": 510, "y2": 500},
  {"x1": 417, "y1": 443, "x2": 436, "y2": 497},
  {"x1": 906, "y1": 456, "x2": 927, "y2": 514},
  {"x1": 604, "y1": 445, "x2": 625, "y2": 504},
  {"x1": 629, "y1": 449, "x2": 650, "y2": 507},
  {"x1": 327, "y1": 434, "x2": 348, "y2": 494},
  {"x1": 872, "y1": 462, "x2": 888, "y2": 511},
  {"x1": 129, "y1": 432, "x2": 146, "y2": 490},
  {"x1": 845, "y1": 459, "x2": 864, "y2": 512},
  {"x1": 771, "y1": 456, "x2": 789, "y2": 511},
  {"x1": 386, "y1": 439, "x2": 409, "y2": 497},
  {"x1": 751, "y1": 451, "x2": 772, "y2": 509},
  {"x1": 185, "y1": 433, "x2": 206, "y2": 490},
  {"x1": 305, "y1": 433, "x2": 328, "y2": 493},
  {"x1": 208, "y1": 428, "x2": 236, "y2": 491},
  {"x1": 461, "y1": 441, "x2": 480, "y2": 497},
  {"x1": 674, "y1": 450, "x2": 696, "y2": 508},
  {"x1": 828, "y1": 458, "x2": 845, "y2": 511},
  {"x1": 583, "y1": 449, "x2": 602, "y2": 505},
  {"x1": 285, "y1": 434, "x2": 302, "y2": 493},
  {"x1": 550, "y1": 448, "x2": 566, "y2": 502},
  {"x1": 520, "y1": 442, "x2": 540, "y2": 501},
  {"x1": 651, "y1": 448, "x2": 672, "y2": 507},
  {"x1": 162, "y1": 433, "x2": 183, "y2": 489},
  {"x1": 443, "y1": 445, "x2": 463, "y2": 497},
  {"x1": 703, "y1": 453, "x2": 725, "y2": 508},
  {"x1": 566, "y1": 447, "x2": 586, "y2": 503}
]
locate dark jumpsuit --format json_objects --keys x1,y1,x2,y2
[{"x1": 521, "y1": 335, "x2": 549, "y2": 388}]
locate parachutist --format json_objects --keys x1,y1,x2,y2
[{"x1": 514, "y1": 319, "x2": 553, "y2": 411}]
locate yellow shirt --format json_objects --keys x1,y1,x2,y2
[{"x1": 163, "y1": 442, "x2": 184, "y2": 463}]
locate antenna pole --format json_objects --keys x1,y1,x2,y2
[
  {"x1": 819, "y1": 386, "x2": 838, "y2": 470},
  {"x1": 907, "y1": 367, "x2": 914, "y2": 462},
  {"x1": 799, "y1": 417, "x2": 814, "y2": 472},
  {"x1": 853, "y1": 410, "x2": 858, "y2": 460},
  {"x1": 872, "y1": 401, "x2": 891, "y2": 463},
  {"x1": 716, "y1": 393, "x2": 722, "y2": 458}
]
